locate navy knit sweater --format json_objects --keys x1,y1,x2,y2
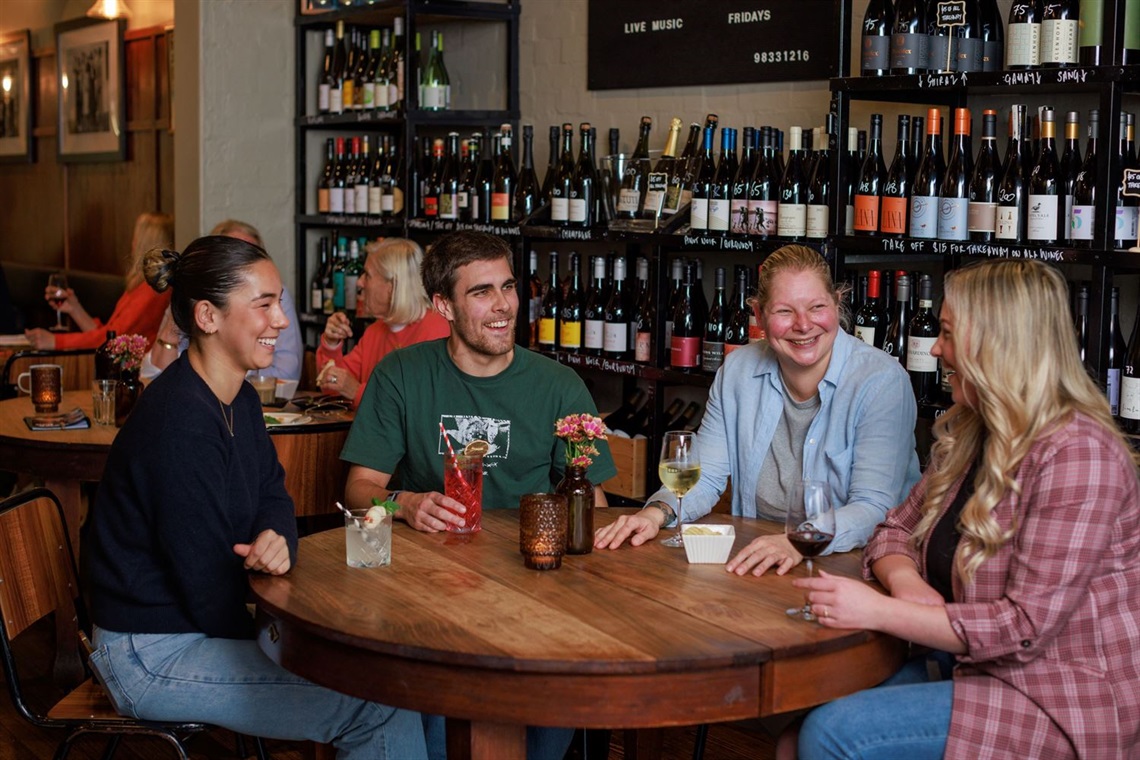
[{"x1": 85, "y1": 355, "x2": 298, "y2": 639}]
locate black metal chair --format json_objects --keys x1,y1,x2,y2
[
  {"x1": 0, "y1": 348, "x2": 97, "y2": 400},
  {"x1": 0, "y1": 487, "x2": 268, "y2": 759}
]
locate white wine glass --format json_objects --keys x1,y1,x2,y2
[
  {"x1": 658, "y1": 430, "x2": 700, "y2": 548},
  {"x1": 785, "y1": 480, "x2": 836, "y2": 621},
  {"x1": 47, "y1": 273, "x2": 69, "y2": 332}
]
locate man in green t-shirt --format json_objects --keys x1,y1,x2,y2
[{"x1": 342, "y1": 230, "x2": 616, "y2": 532}]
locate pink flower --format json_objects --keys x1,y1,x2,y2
[{"x1": 554, "y1": 413, "x2": 608, "y2": 468}]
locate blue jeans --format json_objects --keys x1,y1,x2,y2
[
  {"x1": 90, "y1": 627, "x2": 427, "y2": 760},
  {"x1": 798, "y1": 653, "x2": 954, "y2": 760},
  {"x1": 423, "y1": 713, "x2": 573, "y2": 760}
]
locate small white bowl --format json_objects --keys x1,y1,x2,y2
[
  {"x1": 276, "y1": 378, "x2": 300, "y2": 401},
  {"x1": 682, "y1": 524, "x2": 736, "y2": 564}
]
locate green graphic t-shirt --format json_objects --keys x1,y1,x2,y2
[{"x1": 342, "y1": 340, "x2": 617, "y2": 509}]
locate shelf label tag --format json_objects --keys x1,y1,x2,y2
[{"x1": 1123, "y1": 169, "x2": 1140, "y2": 198}]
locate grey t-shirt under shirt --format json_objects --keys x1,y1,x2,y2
[{"x1": 754, "y1": 387, "x2": 820, "y2": 521}]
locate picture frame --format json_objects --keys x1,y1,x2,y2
[
  {"x1": 0, "y1": 29, "x2": 33, "y2": 163},
  {"x1": 55, "y1": 17, "x2": 126, "y2": 162}
]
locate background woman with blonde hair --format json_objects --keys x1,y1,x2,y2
[
  {"x1": 25, "y1": 212, "x2": 173, "y2": 349},
  {"x1": 317, "y1": 237, "x2": 449, "y2": 407},
  {"x1": 796, "y1": 259, "x2": 1140, "y2": 759}
]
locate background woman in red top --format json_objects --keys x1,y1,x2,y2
[
  {"x1": 25, "y1": 212, "x2": 173, "y2": 349},
  {"x1": 317, "y1": 238, "x2": 449, "y2": 407},
  {"x1": 796, "y1": 259, "x2": 1140, "y2": 759}
]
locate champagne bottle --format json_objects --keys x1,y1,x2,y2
[
  {"x1": 560, "y1": 252, "x2": 583, "y2": 352},
  {"x1": 806, "y1": 117, "x2": 832, "y2": 240},
  {"x1": 996, "y1": 104, "x2": 1028, "y2": 242},
  {"x1": 618, "y1": 116, "x2": 653, "y2": 219},
  {"x1": 854, "y1": 114, "x2": 886, "y2": 236},
  {"x1": 907, "y1": 274, "x2": 941, "y2": 404},
  {"x1": 910, "y1": 108, "x2": 944, "y2": 240},
  {"x1": 664, "y1": 122, "x2": 702, "y2": 217},
  {"x1": 645, "y1": 117, "x2": 681, "y2": 221},
  {"x1": 515, "y1": 125, "x2": 540, "y2": 222},
  {"x1": 583, "y1": 256, "x2": 607, "y2": 356},
  {"x1": 603, "y1": 257, "x2": 630, "y2": 360},
  {"x1": 881, "y1": 115, "x2": 911, "y2": 238},
  {"x1": 569, "y1": 123, "x2": 597, "y2": 227},
  {"x1": 632, "y1": 257, "x2": 654, "y2": 363},
  {"x1": 702, "y1": 267, "x2": 728, "y2": 373},
  {"x1": 1070, "y1": 109, "x2": 1098, "y2": 246},
  {"x1": 1041, "y1": 0, "x2": 1079, "y2": 67},
  {"x1": 1120, "y1": 292, "x2": 1140, "y2": 433},
  {"x1": 670, "y1": 262, "x2": 705, "y2": 371},
  {"x1": 891, "y1": 0, "x2": 929, "y2": 74},
  {"x1": 883, "y1": 273, "x2": 911, "y2": 362},
  {"x1": 979, "y1": 0, "x2": 1005, "y2": 71},
  {"x1": 541, "y1": 125, "x2": 559, "y2": 202},
  {"x1": 939, "y1": 107, "x2": 972, "y2": 241},
  {"x1": 689, "y1": 126, "x2": 716, "y2": 232},
  {"x1": 318, "y1": 29, "x2": 336, "y2": 114},
  {"x1": 538, "y1": 251, "x2": 560, "y2": 350},
  {"x1": 862, "y1": 0, "x2": 896, "y2": 76},
  {"x1": 968, "y1": 110, "x2": 1000, "y2": 241},
  {"x1": 1107, "y1": 286, "x2": 1127, "y2": 416},
  {"x1": 855, "y1": 270, "x2": 889, "y2": 349},
  {"x1": 777, "y1": 126, "x2": 808, "y2": 240},
  {"x1": 1006, "y1": 0, "x2": 1043, "y2": 69},
  {"x1": 550, "y1": 123, "x2": 575, "y2": 226},
  {"x1": 709, "y1": 128, "x2": 737, "y2": 234}
]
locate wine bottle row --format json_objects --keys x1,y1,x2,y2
[
  {"x1": 603, "y1": 391, "x2": 705, "y2": 439},
  {"x1": 315, "y1": 19, "x2": 455, "y2": 115},
  {"x1": 308, "y1": 232, "x2": 368, "y2": 316},
  {"x1": 316, "y1": 134, "x2": 405, "y2": 218},
  {"x1": 850, "y1": 105, "x2": 1140, "y2": 248}
]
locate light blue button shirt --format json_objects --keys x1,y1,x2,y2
[{"x1": 648, "y1": 330, "x2": 922, "y2": 554}]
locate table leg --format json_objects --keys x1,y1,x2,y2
[
  {"x1": 624, "y1": 728, "x2": 664, "y2": 760},
  {"x1": 447, "y1": 718, "x2": 526, "y2": 760}
]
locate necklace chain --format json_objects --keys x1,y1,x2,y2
[{"x1": 218, "y1": 398, "x2": 234, "y2": 437}]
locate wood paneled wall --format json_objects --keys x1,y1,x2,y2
[{"x1": 0, "y1": 25, "x2": 173, "y2": 277}]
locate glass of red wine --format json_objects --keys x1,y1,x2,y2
[
  {"x1": 47, "y1": 273, "x2": 69, "y2": 332},
  {"x1": 785, "y1": 479, "x2": 836, "y2": 622}
]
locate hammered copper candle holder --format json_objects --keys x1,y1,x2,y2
[{"x1": 519, "y1": 493, "x2": 568, "y2": 570}]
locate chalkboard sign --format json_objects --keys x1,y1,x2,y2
[
  {"x1": 935, "y1": 0, "x2": 967, "y2": 27},
  {"x1": 1124, "y1": 168, "x2": 1140, "y2": 197},
  {"x1": 587, "y1": 0, "x2": 843, "y2": 90}
]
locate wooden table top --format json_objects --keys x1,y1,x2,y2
[{"x1": 251, "y1": 509, "x2": 904, "y2": 740}]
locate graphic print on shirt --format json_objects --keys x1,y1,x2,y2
[{"x1": 440, "y1": 414, "x2": 511, "y2": 460}]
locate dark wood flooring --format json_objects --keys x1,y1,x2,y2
[{"x1": 0, "y1": 618, "x2": 774, "y2": 760}]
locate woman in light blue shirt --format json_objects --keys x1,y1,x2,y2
[{"x1": 595, "y1": 245, "x2": 921, "y2": 574}]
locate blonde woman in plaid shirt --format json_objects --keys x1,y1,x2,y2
[{"x1": 796, "y1": 259, "x2": 1140, "y2": 760}]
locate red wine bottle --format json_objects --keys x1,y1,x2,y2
[
  {"x1": 603, "y1": 257, "x2": 630, "y2": 360},
  {"x1": 854, "y1": 270, "x2": 889, "y2": 349},
  {"x1": 777, "y1": 126, "x2": 808, "y2": 240},
  {"x1": 854, "y1": 114, "x2": 886, "y2": 236},
  {"x1": 724, "y1": 265, "x2": 751, "y2": 359},
  {"x1": 806, "y1": 117, "x2": 833, "y2": 240},
  {"x1": 1058, "y1": 111, "x2": 1082, "y2": 245},
  {"x1": 1120, "y1": 291, "x2": 1140, "y2": 433},
  {"x1": 1027, "y1": 108, "x2": 1060, "y2": 243},
  {"x1": 883, "y1": 273, "x2": 912, "y2": 363},
  {"x1": 701, "y1": 267, "x2": 727, "y2": 373},
  {"x1": 910, "y1": 108, "x2": 944, "y2": 240},
  {"x1": 891, "y1": 0, "x2": 929, "y2": 74},
  {"x1": 907, "y1": 274, "x2": 941, "y2": 404},
  {"x1": 731, "y1": 126, "x2": 757, "y2": 234},
  {"x1": 862, "y1": 0, "x2": 895, "y2": 76},
  {"x1": 438, "y1": 132, "x2": 460, "y2": 220},
  {"x1": 582, "y1": 255, "x2": 607, "y2": 356},
  {"x1": 938, "y1": 107, "x2": 972, "y2": 241},
  {"x1": 1107, "y1": 286, "x2": 1128, "y2": 416},
  {"x1": 979, "y1": 0, "x2": 1005, "y2": 71},
  {"x1": 968, "y1": 109, "x2": 1000, "y2": 242},
  {"x1": 670, "y1": 261, "x2": 705, "y2": 371},
  {"x1": 632, "y1": 257, "x2": 654, "y2": 364},
  {"x1": 708, "y1": 128, "x2": 737, "y2": 234},
  {"x1": 1070, "y1": 109, "x2": 1098, "y2": 247},
  {"x1": 688, "y1": 126, "x2": 717, "y2": 232},
  {"x1": 995, "y1": 104, "x2": 1028, "y2": 243},
  {"x1": 559, "y1": 252, "x2": 583, "y2": 352}
]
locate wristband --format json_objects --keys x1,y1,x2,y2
[{"x1": 648, "y1": 501, "x2": 677, "y2": 528}]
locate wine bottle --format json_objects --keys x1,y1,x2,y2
[
  {"x1": 748, "y1": 127, "x2": 779, "y2": 237},
  {"x1": 550, "y1": 123, "x2": 575, "y2": 226},
  {"x1": 1006, "y1": 0, "x2": 1043, "y2": 69},
  {"x1": 702, "y1": 267, "x2": 728, "y2": 373},
  {"x1": 689, "y1": 126, "x2": 717, "y2": 232},
  {"x1": 600, "y1": 256, "x2": 630, "y2": 360},
  {"x1": 358, "y1": 30, "x2": 378, "y2": 110},
  {"x1": 1116, "y1": 112, "x2": 1139, "y2": 249},
  {"x1": 730, "y1": 126, "x2": 756, "y2": 234},
  {"x1": 566, "y1": 123, "x2": 596, "y2": 227},
  {"x1": 617, "y1": 116, "x2": 653, "y2": 219},
  {"x1": 331, "y1": 236, "x2": 347, "y2": 310},
  {"x1": 346, "y1": 136, "x2": 364, "y2": 216},
  {"x1": 878, "y1": 115, "x2": 911, "y2": 238},
  {"x1": 438, "y1": 132, "x2": 460, "y2": 221},
  {"x1": 514, "y1": 125, "x2": 540, "y2": 222},
  {"x1": 1107, "y1": 286, "x2": 1128, "y2": 416},
  {"x1": 671, "y1": 262, "x2": 704, "y2": 371},
  {"x1": 907, "y1": 274, "x2": 941, "y2": 404},
  {"x1": 1120, "y1": 294, "x2": 1140, "y2": 433},
  {"x1": 329, "y1": 137, "x2": 347, "y2": 215},
  {"x1": 1027, "y1": 108, "x2": 1060, "y2": 243},
  {"x1": 910, "y1": 108, "x2": 944, "y2": 240},
  {"x1": 939, "y1": 107, "x2": 972, "y2": 241},
  {"x1": 854, "y1": 270, "x2": 889, "y2": 349},
  {"x1": 953, "y1": 0, "x2": 985, "y2": 72},
  {"x1": 806, "y1": 117, "x2": 833, "y2": 240},
  {"x1": 854, "y1": 114, "x2": 886, "y2": 236},
  {"x1": 310, "y1": 237, "x2": 328, "y2": 313},
  {"x1": 927, "y1": 0, "x2": 957, "y2": 73},
  {"x1": 329, "y1": 21, "x2": 348, "y2": 115},
  {"x1": 891, "y1": 0, "x2": 929, "y2": 74},
  {"x1": 491, "y1": 125, "x2": 516, "y2": 223},
  {"x1": 421, "y1": 30, "x2": 449, "y2": 110},
  {"x1": 603, "y1": 389, "x2": 648, "y2": 436},
  {"x1": 883, "y1": 273, "x2": 912, "y2": 362},
  {"x1": 1041, "y1": 0, "x2": 1079, "y2": 67},
  {"x1": 1074, "y1": 282, "x2": 1090, "y2": 364},
  {"x1": 582, "y1": 256, "x2": 607, "y2": 356},
  {"x1": 541, "y1": 125, "x2": 559, "y2": 203},
  {"x1": 95, "y1": 331, "x2": 118, "y2": 381},
  {"x1": 777, "y1": 126, "x2": 808, "y2": 240},
  {"x1": 996, "y1": 104, "x2": 1028, "y2": 243},
  {"x1": 724, "y1": 265, "x2": 751, "y2": 358},
  {"x1": 862, "y1": 0, "x2": 895, "y2": 76},
  {"x1": 559, "y1": 252, "x2": 584, "y2": 353},
  {"x1": 371, "y1": 28, "x2": 391, "y2": 112},
  {"x1": 1057, "y1": 111, "x2": 1082, "y2": 244},
  {"x1": 910, "y1": 115, "x2": 925, "y2": 182},
  {"x1": 1070, "y1": 109, "x2": 1098, "y2": 246},
  {"x1": 644, "y1": 117, "x2": 681, "y2": 221},
  {"x1": 421, "y1": 137, "x2": 445, "y2": 219},
  {"x1": 317, "y1": 138, "x2": 335, "y2": 215},
  {"x1": 968, "y1": 109, "x2": 1000, "y2": 241},
  {"x1": 979, "y1": 0, "x2": 1005, "y2": 71},
  {"x1": 709, "y1": 128, "x2": 737, "y2": 234},
  {"x1": 538, "y1": 251, "x2": 560, "y2": 351},
  {"x1": 389, "y1": 18, "x2": 405, "y2": 110},
  {"x1": 318, "y1": 29, "x2": 336, "y2": 114},
  {"x1": 664, "y1": 122, "x2": 703, "y2": 217},
  {"x1": 663, "y1": 258, "x2": 684, "y2": 348},
  {"x1": 667, "y1": 401, "x2": 705, "y2": 432},
  {"x1": 632, "y1": 257, "x2": 654, "y2": 363},
  {"x1": 468, "y1": 133, "x2": 492, "y2": 223}
]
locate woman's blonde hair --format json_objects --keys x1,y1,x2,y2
[
  {"x1": 209, "y1": 219, "x2": 264, "y2": 248},
  {"x1": 366, "y1": 238, "x2": 431, "y2": 325},
  {"x1": 126, "y1": 213, "x2": 174, "y2": 289},
  {"x1": 912, "y1": 259, "x2": 1134, "y2": 583},
  {"x1": 751, "y1": 244, "x2": 851, "y2": 329}
]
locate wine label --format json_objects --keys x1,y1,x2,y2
[
  {"x1": 538, "y1": 318, "x2": 557, "y2": 347},
  {"x1": 550, "y1": 196, "x2": 569, "y2": 222},
  {"x1": 603, "y1": 323, "x2": 628, "y2": 353},
  {"x1": 362, "y1": 83, "x2": 374, "y2": 109},
  {"x1": 995, "y1": 205, "x2": 1021, "y2": 240},
  {"x1": 690, "y1": 197, "x2": 710, "y2": 230},
  {"x1": 928, "y1": 33, "x2": 956, "y2": 73},
  {"x1": 344, "y1": 186, "x2": 356, "y2": 214},
  {"x1": 458, "y1": 190, "x2": 469, "y2": 210},
  {"x1": 584, "y1": 319, "x2": 604, "y2": 350},
  {"x1": 322, "y1": 287, "x2": 334, "y2": 314},
  {"x1": 937, "y1": 198, "x2": 969, "y2": 240},
  {"x1": 880, "y1": 196, "x2": 908, "y2": 235},
  {"x1": 890, "y1": 32, "x2": 928, "y2": 70},
  {"x1": 318, "y1": 188, "x2": 330, "y2": 215},
  {"x1": 862, "y1": 34, "x2": 890, "y2": 73},
  {"x1": 634, "y1": 330, "x2": 652, "y2": 362},
  {"x1": 854, "y1": 325, "x2": 876, "y2": 347},
  {"x1": 748, "y1": 199, "x2": 778, "y2": 236},
  {"x1": 330, "y1": 87, "x2": 343, "y2": 114},
  {"x1": 422, "y1": 84, "x2": 446, "y2": 109},
  {"x1": 617, "y1": 188, "x2": 641, "y2": 214},
  {"x1": 643, "y1": 188, "x2": 667, "y2": 218},
  {"x1": 701, "y1": 340, "x2": 725, "y2": 373},
  {"x1": 569, "y1": 198, "x2": 588, "y2": 223},
  {"x1": 1026, "y1": 194, "x2": 1059, "y2": 241},
  {"x1": 806, "y1": 204, "x2": 829, "y2": 239},
  {"x1": 342, "y1": 81, "x2": 355, "y2": 111},
  {"x1": 354, "y1": 185, "x2": 369, "y2": 215},
  {"x1": 909, "y1": 195, "x2": 938, "y2": 239},
  {"x1": 1116, "y1": 206, "x2": 1139, "y2": 245},
  {"x1": 1006, "y1": 23, "x2": 1041, "y2": 68},
  {"x1": 374, "y1": 82, "x2": 390, "y2": 109},
  {"x1": 967, "y1": 201, "x2": 997, "y2": 234},
  {"x1": 663, "y1": 182, "x2": 684, "y2": 215},
  {"x1": 956, "y1": 37, "x2": 984, "y2": 72},
  {"x1": 853, "y1": 194, "x2": 880, "y2": 233},
  {"x1": 560, "y1": 321, "x2": 582, "y2": 349},
  {"x1": 368, "y1": 187, "x2": 382, "y2": 215},
  {"x1": 424, "y1": 196, "x2": 439, "y2": 217},
  {"x1": 310, "y1": 287, "x2": 323, "y2": 312},
  {"x1": 440, "y1": 192, "x2": 459, "y2": 220},
  {"x1": 492, "y1": 193, "x2": 511, "y2": 221},
  {"x1": 1108, "y1": 368, "x2": 1122, "y2": 416},
  {"x1": 670, "y1": 335, "x2": 701, "y2": 368},
  {"x1": 1070, "y1": 204, "x2": 1095, "y2": 240},
  {"x1": 730, "y1": 200, "x2": 750, "y2": 234},
  {"x1": 777, "y1": 202, "x2": 807, "y2": 237},
  {"x1": 907, "y1": 336, "x2": 938, "y2": 372},
  {"x1": 1042, "y1": 18, "x2": 1078, "y2": 65},
  {"x1": 845, "y1": 203, "x2": 855, "y2": 235},
  {"x1": 708, "y1": 198, "x2": 730, "y2": 231},
  {"x1": 391, "y1": 187, "x2": 404, "y2": 214},
  {"x1": 1121, "y1": 376, "x2": 1140, "y2": 421},
  {"x1": 318, "y1": 84, "x2": 330, "y2": 112},
  {"x1": 329, "y1": 187, "x2": 345, "y2": 214}
]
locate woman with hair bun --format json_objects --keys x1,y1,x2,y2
[
  {"x1": 83, "y1": 235, "x2": 427, "y2": 759},
  {"x1": 796, "y1": 259, "x2": 1140, "y2": 759}
]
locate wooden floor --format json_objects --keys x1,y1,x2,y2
[{"x1": 0, "y1": 618, "x2": 774, "y2": 760}]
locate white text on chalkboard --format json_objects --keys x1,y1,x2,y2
[{"x1": 728, "y1": 10, "x2": 772, "y2": 24}]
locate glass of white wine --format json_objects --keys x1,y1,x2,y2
[{"x1": 658, "y1": 430, "x2": 700, "y2": 548}]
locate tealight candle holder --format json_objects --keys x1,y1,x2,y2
[{"x1": 519, "y1": 493, "x2": 567, "y2": 570}]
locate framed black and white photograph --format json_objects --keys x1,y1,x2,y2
[
  {"x1": 0, "y1": 29, "x2": 33, "y2": 163},
  {"x1": 55, "y1": 17, "x2": 126, "y2": 162}
]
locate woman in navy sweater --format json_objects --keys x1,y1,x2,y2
[{"x1": 85, "y1": 235, "x2": 427, "y2": 759}]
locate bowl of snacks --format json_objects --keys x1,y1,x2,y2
[{"x1": 682, "y1": 524, "x2": 736, "y2": 564}]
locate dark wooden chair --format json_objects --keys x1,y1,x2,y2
[
  {"x1": 0, "y1": 349, "x2": 97, "y2": 400},
  {"x1": 0, "y1": 487, "x2": 268, "y2": 759}
]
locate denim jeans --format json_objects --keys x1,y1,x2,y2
[
  {"x1": 798, "y1": 653, "x2": 954, "y2": 760},
  {"x1": 423, "y1": 713, "x2": 574, "y2": 760},
  {"x1": 90, "y1": 627, "x2": 427, "y2": 760}
]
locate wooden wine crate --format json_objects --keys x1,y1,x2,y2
[{"x1": 603, "y1": 434, "x2": 648, "y2": 500}]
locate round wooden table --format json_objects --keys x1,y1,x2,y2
[{"x1": 251, "y1": 509, "x2": 905, "y2": 760}]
